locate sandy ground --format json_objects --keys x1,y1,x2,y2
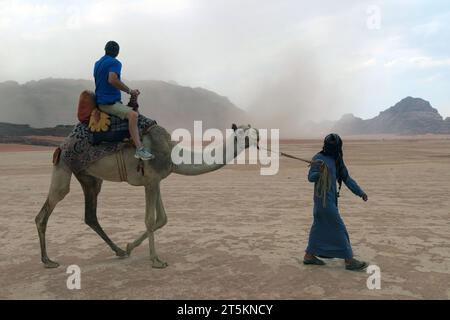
[{"x1": 0, "y1": 139, "x2": 449, "y2": 300}]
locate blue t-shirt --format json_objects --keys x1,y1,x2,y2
[{"x1": 93, "y1": 55, "x2": 122, "y2": 105}]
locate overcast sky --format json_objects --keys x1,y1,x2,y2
[{"x1": 1, "y1": 0, "x2": 449, "y2": 122}]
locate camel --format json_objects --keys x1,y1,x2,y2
[{"x1": 35, "y1": 123, "x2": 259, "y2": 269}]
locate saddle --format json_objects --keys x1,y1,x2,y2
[{"x1": 77, "y1": 90, "x2": 140, "y2": 144}]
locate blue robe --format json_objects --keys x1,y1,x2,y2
[{"x1": 306, "y1": 152, "x2": 365, "y2": 259}]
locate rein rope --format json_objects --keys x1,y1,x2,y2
[{"x1": 258, "y1": 146, "x2": 331, "y2": 208}]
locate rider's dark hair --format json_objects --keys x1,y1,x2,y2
[{"x1": 105, "y1": 41, "x2": 120, "y2": 58}]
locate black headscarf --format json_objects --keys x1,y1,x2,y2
[{"x1": 320, "y1": 133, "x2": 349, "y2": 190}]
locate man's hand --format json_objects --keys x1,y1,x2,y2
[
  {"x1": 362, "y1": 193, "x2": 368, "y2": 202},
  {"x1": 319, "y1": 163, "x2": 325, "y2": 173},
  {"x1": 130, "y1": 89, "x2": 140, "y2": 97},
  {"x1": 316, "y1": 160, "x2": 325, "y2": 173}
]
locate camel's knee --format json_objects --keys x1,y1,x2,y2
[
  {"x1": 59, "y1": 184, "x2": 70, "y2": 198},
  {"x1": 48, "y1": 185, "x2": 70, "y2": 204},
  {"x1": 35, "y1": 211, "x2": 45, "y2": 229},
  {"x1": 35, "y1": 199, "x2": 51, "y2": 229},
  {"x1": 145, "y1": 218, "x2": 155, "y2": 231},
  {"x1": 155, "y1": 215, "x2": 168, "y2": 229},
  {"x1": 160, "y1": 216, "x2": 168, "y2": 228},
  {"x1": 37, "y1": 186, "x2": 69, "y2": 229}
]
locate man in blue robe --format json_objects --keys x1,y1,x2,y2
[{"x1": 303, "y1": 133, "x2": 369, "y2": 271}]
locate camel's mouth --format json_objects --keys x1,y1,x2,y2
[{"x1": 231, "y1": 124, "x2": 259, "y2": 149}]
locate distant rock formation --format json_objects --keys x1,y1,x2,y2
[
  {"x1": 0, "y1": 122, "x2": 73, "y2": 137},
  {"x1": 0, "y1": 135, "x2": 61, "y2": 146},
  {"x1": 1, "y1": 78, "x2": 449, "y2": 141},
  {"x1": 0, "y1": 122, "x2": 73, "y2": 146},
  {"x1": 0, "y1": 78, "x2": 248, "y2": 130},
  {"x1": 332, "y1": 97, "x2": 450, "y2": 135}
]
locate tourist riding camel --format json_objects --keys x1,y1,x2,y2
[{"x1": 94, "y1": 40, "x2": 154, "y2": 160}]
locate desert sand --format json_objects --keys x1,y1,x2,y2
[{"x1": 0, "y1": 138, "x2": 449, "y2": 299}]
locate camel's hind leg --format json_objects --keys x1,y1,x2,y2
[
  {"x1": 35, "y1": 161, "x2": 72, "y2": 268},
  {"x1": 75, "y1": 173, "x2": 127, "y2": 257}
]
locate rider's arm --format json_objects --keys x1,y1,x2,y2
[{"x1": 108, "y1": 72, "x2": 131, "y2": 94}]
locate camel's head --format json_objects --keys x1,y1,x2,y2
[{"x1": 231, "y1": 123, "x2": 259, "y2": 149}]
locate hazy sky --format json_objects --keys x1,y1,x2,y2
[{"x1": 1, "y1": 0, "x2": 449, "y2": 121}]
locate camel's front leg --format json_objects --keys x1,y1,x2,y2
[
  {"x1": 144, "y1": 184, "x2": 168, "y2": 268},
  {"x1": 154, "y1": 184, "x2": 168, "y2": 230},
  {"x1": 126, "y1": 183, "x2": 167, "y2": 256}
]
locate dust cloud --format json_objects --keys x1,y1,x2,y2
[{"x1": 247, "y1": 48, "x2": 352, "y2": 138}]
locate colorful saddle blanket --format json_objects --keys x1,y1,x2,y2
[{"x1": 60, "y1": 114, "x2": 156, "y2": 174}]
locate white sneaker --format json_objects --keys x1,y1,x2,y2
[{"x1": 134, "y1": 147, "x2": 155, "y2": 161}]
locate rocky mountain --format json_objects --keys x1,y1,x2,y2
[
  {"x1": 1, "y1": 80, "x2": 448, "y2": 141},
  {"x1": 0, "y1": 122, "x2": 73, "y2": 146},
  {"x1": 0, "y1": 78, "x2": 248, "y2": 131},
  {"x1": 332, "y1": 97, "x2": 450, "y2": 135},
  {"x1": 0, "y1": 122, "x2": 73, "y2": 137}
]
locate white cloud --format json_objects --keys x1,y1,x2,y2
[
  {"x1": 409, "y1": 56, "x2": 450, "y2": 68},
  {"x1": 412, "y1": 20, "x2": 442, "y2": 37},
  {"x1": 131, "y1": 0, "x2": 191, "y2": 15},
  {"x1": 0, "y1": 1, "x2": 57, "y2": 30},
  {"x1": 421, "y1": 74, "x2": 441, "y2": 83},
  {"x1": 384, "y1": 56, "x2": 450, "y2": 69}
]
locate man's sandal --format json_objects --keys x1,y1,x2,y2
[
  {"x1": 303, "y1": 256, "x2": 326, "y2": 266},
  {"x1": 345, "y1": 259, "x2": 368, "y2": 271}
]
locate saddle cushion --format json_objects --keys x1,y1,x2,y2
[
  {"x1": 88, "y1": 108, "x2": 111, "y2": 132},
  {"x1": 77, "y1": 90, "x2": 96, "y2": 124},
  {"x1": 78, "y1": 90, "x2": 143, "y2": 144},
  {"x1": 89, "y1": 110, "x2": 131, "y2": 144}
]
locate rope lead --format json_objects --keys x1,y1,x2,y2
[{"x1": 258, "y1": 146, "x2": 331, "y2": 208}]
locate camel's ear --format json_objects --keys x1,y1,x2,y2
[
  {"x1": 248, "y1": 124, "x2": 251, "y2": 128},
  {"x1": 232, "y1": 123, "x2": 238, "y2": 131}
]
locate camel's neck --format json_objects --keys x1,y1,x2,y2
[{"x1": 172, "y1": 135, "x2": 242, "y2": 176}]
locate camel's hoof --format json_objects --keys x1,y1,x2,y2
[
  {"x1": 151, "y1": 258, "x2": 168, "y2": 269},
  {"x1": 43, "y1": 260, "x2": 60, "y2": 268},
  {"x1": 115, "y1": 248, "x2": 129, "y2": 259}
]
